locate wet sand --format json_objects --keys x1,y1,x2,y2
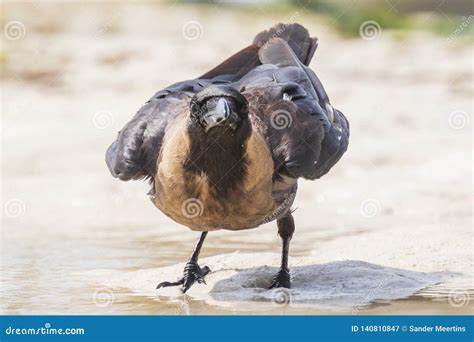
[{"x1": 1, "y1": 2, "x2": 472, "y2": 314}]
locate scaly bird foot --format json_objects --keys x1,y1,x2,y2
[
  {"x1": 268, "y1": 268, "x2": 291, "y2": 289},
  {"x1": 156, "y1": 261, "x2": 211, "y2": 293}
]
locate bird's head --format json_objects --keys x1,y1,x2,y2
[{"x1": 189, "y1": 86, "x2": 249, "y2": 136}]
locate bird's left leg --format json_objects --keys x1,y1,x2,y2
[
  {"x1": 156, "y1": 232, "x2": 211, "y2": 293},
  {"x1": 269, "y1": 213, "x2": 294, "y2": 289}
]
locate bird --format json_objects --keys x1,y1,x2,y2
[{"x1": 106, "y1": 23, "x2": 349, "y2": 293}]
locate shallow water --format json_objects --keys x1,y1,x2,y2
[{"x1": 2, "y1": 232, "x2": 472, "y2": 315}]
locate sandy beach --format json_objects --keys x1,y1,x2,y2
[{"x1": 1, "y1": 2, "x2": 472, "y2": 315}]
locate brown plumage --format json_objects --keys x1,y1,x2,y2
[{"x1": 106, "y1": 23, "x2": 349, "y2": 292}]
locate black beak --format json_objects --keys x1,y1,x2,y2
[{"x1": 202, "y1": 98, "x2": 231, "y2": 131}]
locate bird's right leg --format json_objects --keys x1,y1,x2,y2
[
  {"x1": 269, "y1": 213, "x2": 294, "y2": 289},
  {"x1": 156, "y1": 232, "x2": 211, "y2": 293}
]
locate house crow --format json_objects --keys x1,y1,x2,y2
[{"x1": 106, "y1": 23, "x2": 350, "y2": 292}]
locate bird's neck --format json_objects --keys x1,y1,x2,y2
[{"x1": 183, "y1": 122, "x2": 251, "y2": 198}]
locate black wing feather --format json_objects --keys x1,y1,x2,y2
[
  {"x1": 105, "y1": 85, "x2": 192, "y2": 181},
  {"x1": 242, "y1": 37, "x2": 349, "y2": 180},
  {"x1": 106, "y1": 23, "x2": 348, "y2": 183}
]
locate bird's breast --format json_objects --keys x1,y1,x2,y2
[{"x1": 152, "y1": 123, "x2": 276, "y2": 231}]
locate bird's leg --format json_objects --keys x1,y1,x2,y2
[
  {"x1": 156, "y1": 232, "x2": 211, "y2": 293},
  {"x1": 269, "y1": 213, "x2": 294, "y2": 289}
]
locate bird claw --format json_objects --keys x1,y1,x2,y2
[
  {"x1": 268, "y1": 268, "x2": 291, "y2": 289},
  {"x1": 156, "y1": 261, "x2": 211, "y2": 293}
]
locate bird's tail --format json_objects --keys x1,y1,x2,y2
[
  {"x1": 199, "y1": 23, "x2": 318, "y2": 79},
  {"x1": 252, "y1": 23, "x2": 318, "y2": 66}
]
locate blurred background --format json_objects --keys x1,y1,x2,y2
[{"x1": 1, "y1": 0, "x2": 472, "y2": 314}]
